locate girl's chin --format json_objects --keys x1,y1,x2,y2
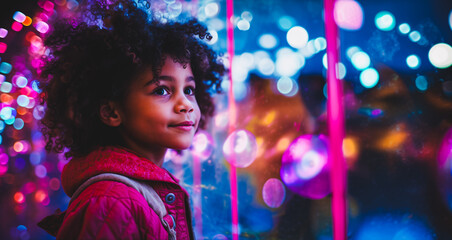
[{"x1": 169, "y1": 142, "x2": 193, "y2": 151}]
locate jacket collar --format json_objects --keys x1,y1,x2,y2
[{"x1": 62, "y1": 146, "x2": 178, "y2": 197}]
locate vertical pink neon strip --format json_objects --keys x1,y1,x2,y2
[
  {"x1": 323, "y1": 0, "x2": 347, "y2": 239},
  {"x1": 226, "y1": 0, "x2": 239, "y2": 239},
  {"x1": 193, "y1": 155, "x2": 203, "y2": 239}
]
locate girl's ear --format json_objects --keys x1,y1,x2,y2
[{"x1": 99, "y1": 101, "x2": 122, "y2": 127}]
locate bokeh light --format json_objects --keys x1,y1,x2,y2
[
  {"x1": 256, "y1": 57, "x2": 275, "y2": 76},
  {"x1": 0, "y1": 107, "x2": 15, "y2": 121},
  {"x1": 191, "y1": 130, "x2": 215, "y2": 161},
  {"x1": 314, "y1": 37, "x2": 327, "y2": 51},
  {"x1": 49, "y1": 178, "x2": 61, "y2": 191},
  {"x1": 35, "y1": 164, "x2": 47, "y2": 178},
  {"x1": 29, "y1": 151, "x2": 42, "y2": 165},
  {"x1": 14, "y1": 192, "x2": 25, "y2": 204},
  {"x1": 343, "y1": 137, "x2": 359, "y2": 167},
  {"x1": 11, "y1": 21, "x2": 23, "y2": 32},
  {"x1": 13, "y1": 11, "x2": 26, "y2": 23},
  {"x1": 360, "y1": 68, "x2": 379, "y2": 88},
  {"x1": 32, "y1": 105, "x2": 46, "y2": 120},
  {"x1": 241, "y1": 11, "x2": 253, "y2": 22},
  {"x1": 0, "y1": 153, "x2": 8, "y2": 175},
  {"x1": 43, "y1": 1, "x2": 55, "y2": 12},
  {"x1": 13, "y1": 118, "x2": 25, "y2": 130},
  {"x1": 406, "y1": 54, "x2": 420, "y2": 69},
  {"x1": 398, "y1": 23, "x2": 410, "y2": 34},
  {"x1": 204, "y1": 2, "x2": 219, "y2": 17},
  {"x1": 351, "y1": 51, "x2": 371, "y2": 70},
  {"x1": 13, "y1": 140, "x2": 30, "y2": 153},
  {"x1": 449, "y1": 10, "x2": 452, "y2": 31},
  {"x1": 14, "y1": 76, "x2": 28, "y2": 88},
  {"x1": 276, "y1": 76, "x2": 299, "y2": 97},
  {"x1": 276, "y1": 76, "x2": 293, "y2": 94},
  {"x1": 0, "y1": 62, "x2": 12, "y2": 74},
  {"x1": 17, "y1": 95, "x2": 30, "y2": 107},
  {"x1": 223, "y1": 130, "x2": 258, "y2": 168},
  {"x1": 23, "y1": 16, "x2": 32, "y2": 26},
  {"x1": 438, "y1": 127, "x2": 452, "y2": 170},
  {"x1": 262, "y1": 178, "x2": 286, "y2": 208},
  {"x1": 0, "y1": 28, "x2": 7, "y2": 38},
  {"x1": 168, "y1": 2, "x2": 182, "y2": 18},
  {"x1": 237, "y1": 19, "x2": 250, "y2": 31},
  {"x1": 258, "y1": 34, "x2": 278, "y2": 49},
  {"x1": 280, "y1": 134, "x2": 330, "y2": 199},
  {"x1": 278, "y1": 16, "x2": 296, "y2": 31},
  {"x1": 1, "y1": 82, "x2": 13, "y2": 93},
  {"x1": 409, "y1": 31, "x2": 421, "y2": 42},
  {"x1": 354, "y1": 214, "x2": 434, "y2": 240},
  {"x1": 275, "y1": 48, "x2": 305, "y2": 77},
  {"x1": 67, "y1": 0, "x2": 80, "y2": 10},
  {"x1": 428, "y1": 43, "x2": 452, "y2": 69},
  {"x1": 375, "y1": 11, "x2": 396, "y2": 31},
  {"x1": 34, "y1": 190, "x2": 48, "y2": 203},
  {"x1": 35, "y1": 21, "x2": 49, "y2": 34},
  {"x1": 334, "y1": 0, "x2": 364, "y2": 30},
  {"x1": 415, "y1": 75, "x2": 428, "y2": 91},
  {"x1": 0, "y1": 42, "x2": 6, "y2": 53},
  {"x1": 346, "y1": 46, "x2": 361, "y2": 59},
  {"x1": 287, "y1": 26, "x2": 309, "y2": 49}
]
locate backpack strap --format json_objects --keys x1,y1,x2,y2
[{"x1": 70, "y1": 173, "x2": 177, "y2": 240}]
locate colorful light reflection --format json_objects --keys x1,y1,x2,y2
[
  {"x1": 191, "y1": 130, "x2": 215, "y2": 161},
  {"x1": 438, "y1": 127, "x2": 452, "y2": 172},
  {"x1": 354, "y1": 214, "x2": 434, "y2": 240},
  {"x1": 280, "y1": 134, "x2": 330, "y2": 199},
  {"x1": 223, "y1": 129, "x2": 258, "y2": 168},
  {"x1": 262, "y1": 178, "x2": 286, "y2": 208}
]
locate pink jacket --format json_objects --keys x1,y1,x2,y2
[{"x1": 39, "y1": 146, "x2": 194, "y2": 240}]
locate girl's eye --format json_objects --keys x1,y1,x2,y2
[
  {"x1": 184, "y1": 87, "x2": 195, "y2": 95},
  {"x1": 153, "y1": 87, "x2": 170, "y2": 96}
]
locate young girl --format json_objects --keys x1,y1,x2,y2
[{"x1": 37, "y1": 0, "x2": 225, "y2": 239}]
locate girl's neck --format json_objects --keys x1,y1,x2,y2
[{"x1": 118, "y1": 144, "x2": 167, "y2": 168}]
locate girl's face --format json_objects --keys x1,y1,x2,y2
[{"x1": 117, "y1": 56, "x2": 201, "y2": 159}]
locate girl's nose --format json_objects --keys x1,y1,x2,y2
[{"x1": 175, "y1": 95, "x2": 194, "y2": 113}]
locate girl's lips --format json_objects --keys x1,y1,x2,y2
[
  {"x1": 169, "y1": 121, "x2": 195, "y2": 131},
  {"x1": 170, "y1": 125, "x2": 194, "y2": 131}
]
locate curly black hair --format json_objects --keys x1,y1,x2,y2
[{"x1": 38, "y1": 0, "x2": 225, "y2": 158}]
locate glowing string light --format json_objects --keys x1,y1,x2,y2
[
  {"x1": 12, "y1": 22, "x2": 23, "y2": 32},
  {"x1": 0, "y1": 43, "x2": 6, "y2": 53},
  {"x1": 13, "y1": 11, "x2": 26, "y2": 23},
  {"x1": 14, "y1": 192, "x2": 25, "y2": 203},
  {"x1": 0, "y1": 28, "x2": 8, "y2": 38},
  {"x1": 0, "y1": 62, "x2": 12, "y2": 74},
  {"x1": 23, "y1": 17, "x2": 32, "y2": 26},
  {"x1": 43, "y1": 1, "x2": 55, "y2": 12},
  {"x1": 35, "y1": 21, "x2": 50, "y2": 34},
  {"x1": 324, "y1": 0, "x2": 347, "y2": 239}
]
